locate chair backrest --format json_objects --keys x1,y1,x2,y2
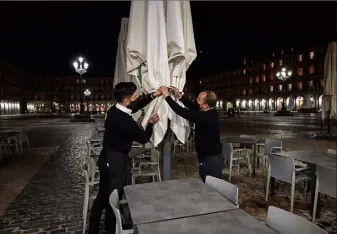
[
  {"x1": 221, "y1": 142, "x2": 233, "y2": 161},
  {"x1": 86, "y1": 157, "x2": 97, "y2": 182},
  {"x1": 264, "y1": 138, "x2": 282, "y2": 155},
  {"x1": 266, "y1": 206, "x2": 327, "y2": 234},
  {"x1": 269, "y1": 154, "x2": 294, "y2": 184},
  {"x1": 205, "y1": 175, "x2": 239, "y2": 207},
  {"x1": 316, "y1": 165, "x2": 337, "y2": 198},
  {"x1": 109, "y1": 190, "x2": 124, "y2": 234},
  {"x1": 327, "y1": 149, "x2": 337, "y2": 155},
  {"x1": 81, "y1": 168, "x2": 90, "y2": 218},
  {"x1": 150, "y1": 149, "x2": 160, "y2": 163},
  {"x1": 240, "y1": 134, "x2": 256, "y2": 149}
]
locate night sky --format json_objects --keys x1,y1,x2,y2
[{"x1": 0, "y1": 1, "x2": 335, "y2": 79}]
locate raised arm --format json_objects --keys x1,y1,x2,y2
[
  {"x1": 127, "y1": 120, "x2": 154, "y2": 144},
  {"x1": 130, "y1": 93, "x2": 154, "y2": 113},
  {"x1": 165, "y1": 96, "x2": 204, "y2": 123},
  {"x1": 179, "y1": 95, "x2": 200, "y2": 111}
]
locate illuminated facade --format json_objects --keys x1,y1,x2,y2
[
  {"x1": 0, "y1": 60, "x2": 32, "y2": 115},
  {"x1": 29, "y1": 75, "x2": 116, "y2": 113},
  {"x1": 197, "y1": 45, "x2": 326, "y2": 111}
]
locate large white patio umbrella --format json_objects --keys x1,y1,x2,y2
[
  {"x1": 166, "y1": 0, "x2": 197, "y2": 144},
  {"x1": 113, "y1": 17, "x2": 142, "y2": 120},
  {"x1": 322, "y1": 41, "x2": 337, "y2": 120},
  {"x1": 126, "y1": 0, "x2": 170, "y2": 146}
]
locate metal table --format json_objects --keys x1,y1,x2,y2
[
  {"x1": 135, "y1": 209, "x2": 279, "y2": 234},
  {"x1": 272, "y1": 150, "x2": 336, "y2": 219},
  {"x1": 129, "y1": 148, "x2": 151, "y2": 158},
  {"x1": 124, "y1": 178, "x2": 238, "y2": 225},
  {"x1": 221, "y1": 136, "x2": 259, "y2": 177},
  {"x1": 273, "y1": 150, "x2": 336, "y2": 170}
]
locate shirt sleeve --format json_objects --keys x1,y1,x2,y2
[
  {"x1": 127, "y1": 120, "x2": 154, "y2": 144},
  {"x1": 165, "y1": 96, "x2": 205, "y2": 123},
  {"x1": 131, "y1": 93, "x2": 154, "y2": 113},
  {"x1": 179, "y1": 96, "x2": 200, "y2": 111}
]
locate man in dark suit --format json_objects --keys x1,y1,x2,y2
[{"x1": 89, "y1": 82, "x2": 161, "y2": 234}]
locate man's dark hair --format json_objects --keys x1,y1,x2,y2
[
  {"x1": 114, "y1": 82, "x2": 137, "y2": 103},
  {"x1": 203, "y1": 91, "x2": 217, "y2": 108}
]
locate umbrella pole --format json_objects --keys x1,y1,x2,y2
[{"x1": 161, "y1": 120, "x2": 173, "y2": 181}]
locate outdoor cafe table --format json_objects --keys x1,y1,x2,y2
[
  {"x1": 124, "y1": 178, "x2": 238, "y2": 225},
  {"x1": 129, "y1": 147, "x2": 151, "y2": 158},
  {"x1": 221, "y1": 136, "x2": 259, "y2": 177},
  {"x1": 135, "y1": 209, "x2": 279, "y2": 234},
  {"x1": 273, "y1": 150, "x2": 337, "y2": 170},
  {"x1": 272, "y1": 150, "x2": 337, "y2": 218}
]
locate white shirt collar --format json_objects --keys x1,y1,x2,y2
[{"x1": 116, "y1": 103, "x2": 132, "y2": 116}]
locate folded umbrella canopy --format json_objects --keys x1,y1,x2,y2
[
  {"x1": 126, "y1": 0, "x2": 170, "y2": 146},
  {"x1": 322, "y1": 41, "x2": 337, "y2": 120},
  {"x1": 166, "y1": 0, "x2": 197, "y2": 144},
  {"x1": 114, "y1": 17, "x2": 142, "y2": 120}
]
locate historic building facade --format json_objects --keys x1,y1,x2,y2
[
  {"x1": 198, "y1": 45, "x2": 327, "y2": 111},
  {"x1": 0, "y1": 60, "x2": 33, "y2": 115},
  {"x1": 28, "y1": 75, "x2": 115, "y2": 113}
]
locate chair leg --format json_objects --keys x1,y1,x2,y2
[
  {"x1": 247, "y1": 156, "x2": 252, "y2": 177},
  {"x1": 229, "y1": 159, "x2": 233, "y2": 182},
  {"x1": 312, "y1": 182, "x2": 319, "y2": 222},
  {"x1": 265, "y1": 174, "x2": 270, "y2": 202},
  {"x1": 290, "y1": 183, "x2": 295, "y2": 213},
  {"x1": 304, "y1": 180, "x2": 308, "y2": 199}
]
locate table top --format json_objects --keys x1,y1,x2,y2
[
  {"x1": 273, "y1": 150, "x2": 336, "y2": 170},
  {"x1": 129, "y1": 148, "x2": 151, "y2": 158},
  {"x1": 221, "y1": 136, "x2": 258, "y2": 144},
  {"x1": 124, "y1": 178, "x2": 238, "y2": 225},
  {"x1": 135, "y1": 209, "x2": 279, "y2": 234}
]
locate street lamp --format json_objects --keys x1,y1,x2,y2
[
  {"x1": 276, "y1": 67, "x2": 292, "y2": 111},
  {"x1": 84, "y1": 89, "x2": 91, "y2": 113},
  {"x1": 73, "y1": 57, "x2": 89, "y2": 114}
]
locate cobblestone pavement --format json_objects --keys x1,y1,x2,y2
[
  {"x1": 0, "y1": 113, "x2": 336, "y2": 234},
  {"x1": 0, "y1": 119, "x2": 95, "y2": 234}
]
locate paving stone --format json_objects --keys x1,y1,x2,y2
[{"x1": 0, "y1": 122, "x2": 95, "y2": 233}]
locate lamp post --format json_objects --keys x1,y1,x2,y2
[
  {"x1": 73, "y1": 57, "x2": 89, "y2": 114},
  {"x1": 276, "y1": 67, "x2": 292, "y2": 111},
  {"x1": 84, "y1": 89, "x2": 91, "y2": 113}
]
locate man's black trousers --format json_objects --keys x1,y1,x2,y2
[
  {"x1": 198, "y1": 153, "x2": 224, "y2": 183},
  {"x1": 88, "y1": 148, "x2": 131, "y2": 234}
]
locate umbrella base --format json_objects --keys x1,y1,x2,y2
[
  {"x1": 70, "y1": 114, "x2": 95, "y2": 122},
  {"x1": 274, "y1": 110, "x2": 294, "y2": 116}
]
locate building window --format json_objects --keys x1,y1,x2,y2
[
  {"x1": 249, "y1": 88, "x2": 253, "y2": 94},
  {"x1": 255, "y1": 76, "x2": 259, "y2": 83},
  {"x1": 298, "y1": 81, "x2": 303, "y2": 90},
  {"x1": 298, "y1": 54, "x2": 303, "y2": 61},
  {"x1": 243, "y1": 57, "x2": 247, "y2": 65},
  {"x1": 320, "y1": 79, "x2": 324, "y2": 88},
  {"x1": 233, "y1": 72, "x2": 236, "y2": 76},
  {"x1": 288, "y1": 83, "x2": 292, "y2": 91},
  {"x1": 249, "y1": 77, "x2": 253, "y2": 84},
  {"x1": 270, "y1": 86, "x2": 274, "y2": 92},
  {"x1": 243, "y1": 69, "x2": 246, "y2": 75},
  {"x1": 279, "y1": 60, "x2": 283, "y2": 66},
  {"x1": 309, "y1": 65, "x2": 314, "y2": 74},
  {"x1": 297, "y1": 68, "x2": 303, "y2": 76},
  {"x1": 262, "y1": 64, "x2": 266, "y2": 70},
  {"x1": 269, "y1": 73, "x2": 274, "y2": 80},
  {"x1": 270, "y1": 62, "x2": 274, "y2": 68},
  {"x1": 308, "y1": 80, "x2": 314, "y2": 89},
  {"x1": 278, "y1": 84, "x2": 283, "y2": 91},
  {"x1": 309, "y1": 51, "x2": 315, "y2": 59},
  {"x1": 242, "y1": 89, "x2": 246, "y2": 95},
  {"x1": 262, "y1": 75, "x2": 266, "y2": 82}
]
